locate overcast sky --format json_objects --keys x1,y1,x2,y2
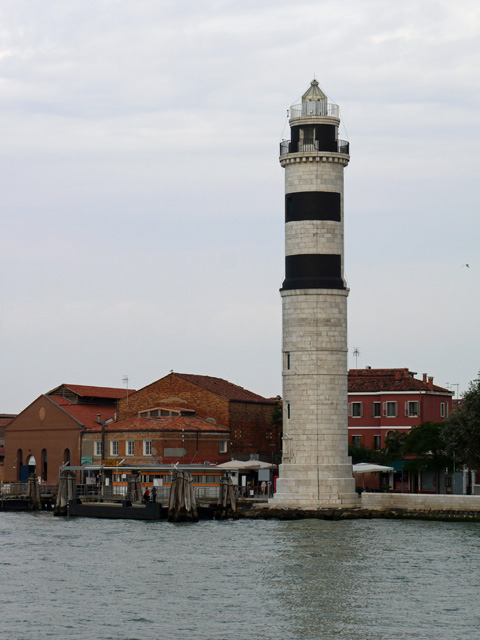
[{"x1": 1, "y1": 0, "x2": 479, "y2": 413}]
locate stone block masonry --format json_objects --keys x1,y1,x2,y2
[{"x1": 271, "y1": 80, "x2": 359, "y2": 508}]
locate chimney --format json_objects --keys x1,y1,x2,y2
[
  {"x1": 423, "y1": 373, "x2": 427, "y2": 383},
  {"x1": 394, "y1": 371, "x2": 402, "y2": 381},
  {"x1": 428, "y1": 377, "x2": 434, "y2": 390}
]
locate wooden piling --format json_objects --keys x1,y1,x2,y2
[
  {"x1": 26, "y1": 474, "x2": 41, "y2": 511},
  {"x1": 54, "y1": 470, "x2": 76, "y2": 516},
  {"x1": 215, "y1": 473, "x2": 238, "y2": 519},
  {"x1": 127, "y1": 474, "x2": 142, "y2": 503},
  {"x1": 168, "y1": 470, "x2": 198, "y2": 523}
]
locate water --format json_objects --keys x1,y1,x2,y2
[{"x1": 1, "y1": 513, "x2": 479, "y2": 640}]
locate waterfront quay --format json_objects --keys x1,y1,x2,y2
[{"x1": 4, "y1": 473, "x2": 480, "y2": 522}]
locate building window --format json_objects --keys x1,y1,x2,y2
[
  {"x1": 64, "y1": 449, "x2": 70, "y2": 465},
  {"x1": 126, "y1": 440, "x2": 134, "y2": 456},
  {"x1": 351, "y1": 435, "x2": 362, "y2": 447},
  {"x1": 383, "y1": 401, "x2": 397, "y2": 417},
  {"x1": 95, "y1": 441, "x2": 102, "y2": 457},
  {"x1": 41, "y1": 449, "x2": 47, "y2": 482},
  {"x1": 287, "y1": 403, "x2": 290, "y2": 419},
  {"x1": 17, "y1": 449, "x2": 23, "y2": 481},
  {"x1": 405, "y1": 401, "x2": 420, "y2": 417},
  {"x1": 111, "y1": 441, "x2": 118, "y2": 456},
  {"x1": 372, "y1": 402, "x2": 381, "y2": 418},
  {"x1": 440, "y1": 402, "x2": 446, "y2": 418},
  {"x1": 219, "y1": 441, "x2": 228, "y2": 454},
  {"x1": 373, "y1": 435, "x2": 382, "y2": 450},
  {"x1": 144, "y1": 440, "x2": 152, "y2": 456},
  {"x1": 349, "y1": 402, "x2": 363, "y2": 418}
]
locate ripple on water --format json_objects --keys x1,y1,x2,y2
[{"x1": 1, "y1": 514, "x2": 480, "y2": 640}]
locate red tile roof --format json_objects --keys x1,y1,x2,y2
[
  {"x1": 47, "y1": 384, "x2": 133, "y2": 400},
  {"x1": 103, "y1": 415, "x2": 229, "y2": 434},
  {"x1": 48, "y1": 397, "x2": 117, "y2": 429},
  {"x1": 0, "y1": 414, "x2": 17, "y2": 429},
  {"x1": 173, "y1": 373, "x2": 274, "y2": 404},
  {"x1": 348, "y1": 368, "x2": 450, "y2": 394}
]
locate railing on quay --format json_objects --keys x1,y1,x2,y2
[
  {"x1": 0, "y1": 483, "x2": 28, "y2": 497},
  {"x1": 1, "y1": 482, "x2": 57, "y2": 497},
  {"x1": 280, "y1": 139, "x2": 349, "y2": 156},
  {"x1": 289, "y1": 101, "x2": 339, "y2": 119},
  {"x1": 75, "y1": 484, "x2": 220, "y2": 502}
]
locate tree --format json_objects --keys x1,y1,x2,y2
[
  {"x1": 402, "y1": 422, "x2": 451, "y2": 488},
  {"x1": 348, "y1": 444, "x2": 383, "y2": 465},
  {"x1": 269, "y1": 398, "x2": 283, "y2": 463},
  {"x1": 383, "y1": 430, "x2": 406, "y2": 462},
  {"x1": 270, "y1": 398, "x2": 282, "y2": 429},
  {"x1": 442, "y1": 374, "x2": 480, "y2": 469}
]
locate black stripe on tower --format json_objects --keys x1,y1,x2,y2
[
  {"x1": 290, "y1": 124, "x2": 337, "y2": 153},
  {"x1": 286, "y1": 192, "x2": 340, "y2": 222},
  {"x1": 282, "y1": 254, "x2": 344, "y2": 290}
]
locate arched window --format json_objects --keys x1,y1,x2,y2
[
  {"x1": 64, "y1": 448, "x2": 70, "y2": 465},
  {"x1": 17, "y1": 449, "x2": 23, "y2": 481},
  {"x1": 41, "y1": 449, "x2": 47, "y2": 482}
]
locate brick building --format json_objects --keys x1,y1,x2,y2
[
  {"x1": 4, "y1": 384, "x2": 128, "y2": 482},
  {"x1": 117, "y1": 372, "x2": 280, "y2": 461},
  {"x1": 348, "y1": 367, "x2": 453, "y2": 449},
  {"x1": 0, "y1": 414, "x2": 17, "y2": 482},
  {"x1": 83, "y1": 413, "x2": 230, "y2": 467}
]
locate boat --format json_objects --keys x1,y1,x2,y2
[{"x1": 68, "y1": 498, "x2": 163, "y2": 520}]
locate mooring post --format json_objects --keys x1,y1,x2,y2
[
  {"x1": 27, "y1": 474, "x2": 41, "y2": 511},
  {"x1": 54, "y1": 469, "x2": 74, "y2": 516},
  {"x1": 167, "y1": 471, "x2": 198, "y2": 523}
]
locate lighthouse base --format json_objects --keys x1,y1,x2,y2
[{"x1": 270, "y1": 463, "x2": 360, "y2": 508}]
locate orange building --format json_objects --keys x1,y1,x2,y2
[{"x1": 4, "y1": 384, "x2": 128, "y2": 482}]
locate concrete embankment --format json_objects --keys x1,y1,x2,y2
[{"x1": 238, "y1": 494, "x2": 480, "y2": 522}]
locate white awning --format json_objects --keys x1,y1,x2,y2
[
  {"x1": 216, "y1": 459, "x2": 276, "y2": 470},
  {"x1": 353, "y1": 463, "x2": 394, "y2": 474}
]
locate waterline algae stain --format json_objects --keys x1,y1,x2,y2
[{"x1": 1, "y1": 513, "x2": 479, "y2": 640}]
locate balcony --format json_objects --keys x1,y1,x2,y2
[
  {"x1": 280, "y1": 139, "x2": 349, "y2": 156},
  {"x1": 289, "y1": 101, "x2": 339, "y2": 119}
]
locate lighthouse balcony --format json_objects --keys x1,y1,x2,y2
[
  {"x1": 280, "y1": 139, "x2": 349, "y2": 156},
  {"x1": 289, "y1": 101, "x2": 339, "y2": 119}
]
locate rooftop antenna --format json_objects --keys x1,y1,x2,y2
[
  {"x1": 353, "y1": 347, "x2": 360, "y2": 369},
  {"x1": 122, "y1": 375, "x2": 129, "y2": 406}
]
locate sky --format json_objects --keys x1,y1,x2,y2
[{"x1": 1, "y1": 0, "x2": 479, "y2": 413}]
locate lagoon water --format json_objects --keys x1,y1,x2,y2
[{"x1": 0, "y1": 513, "x2": 479, "y2": 640}]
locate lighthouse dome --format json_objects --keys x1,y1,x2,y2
[{"x1": 301, "y1": 79, "x2": 327, "y2": 104}]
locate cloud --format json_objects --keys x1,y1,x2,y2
[{"x1": 1, "y1": 0, "x2": 479, "y2": 410}]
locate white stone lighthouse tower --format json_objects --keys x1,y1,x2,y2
[{"x1": 271, "y1": 80, "x2": 359, "y2": 508}]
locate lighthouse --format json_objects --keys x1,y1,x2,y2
[{"x1": 271, "y1": 80, "x2": 359, "y2": 508}]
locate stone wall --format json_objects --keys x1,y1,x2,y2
[{"x1": 362, "y1": 493, "x2": 480, "y2": 512}]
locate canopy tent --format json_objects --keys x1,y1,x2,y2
[
  {"x1": 352, "y1": 463, "x2": 394, "y2": 474},
  {"x1": 216, "y1": 459, "x2": 276, "y2": 470}
]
